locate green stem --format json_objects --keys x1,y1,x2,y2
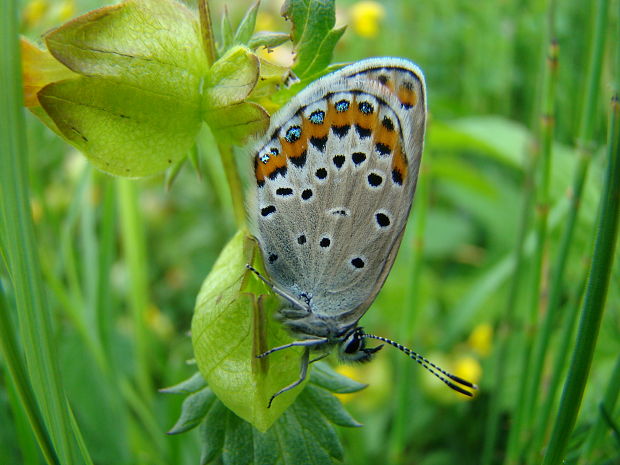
[
  {"x1": 117, "y1": 179, "x2": 153, "y2": 401},
  {"x1": 480, "y1": 172, "x2": 534, "y2": 465},
  {"x1": 218, "y1": 142, "x2": 247, "y2": 228},
  {"x1": 95, "y1": 176, "x2": 117, "y2": 357},
  {"x1": 199, "y1": 0, "x2": 217, "y2": 66},
  {"x1": 527, "y1": 0, "x2": 611, "y2": 452},
  {"x1": 504, "y1": 13, "x2": 558, "y2": 462},
  {"x1": 510, "y1": 36, "x2": 559, "y2": 460},
  {"x1": 388, "y1": 169, "x2": 429, "y2": 462},
  {"x1": 578, "y1": 353, "x2": 620, "y2": 464},
  {"x1": 530, "y1": 264, "x2": 586, "y2": 460},
  {"x1": 541, "y1": 94, "x2": 620, "y2": 465}
]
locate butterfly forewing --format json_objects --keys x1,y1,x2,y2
[{"x1": 253, "y1": 58, "x2": 426, "y2": 334}]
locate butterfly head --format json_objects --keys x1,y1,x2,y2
[{"x1": 338, "y1": 327, "x2": 384, "y2": 363}]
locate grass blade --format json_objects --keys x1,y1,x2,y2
[
  {"x1": 541, "y1": 93, "x2": 620, "y2": 465},
  {"x1": 0, "y1": 286, "x2": 60, "y2": 465},
  {"x1": 526, "y1": 0, "x2": 611, "y2": 453},
  {"x1": 0, "y1": 0, "x2": 90, "y2": 462}
]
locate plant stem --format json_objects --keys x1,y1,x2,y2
[
  {"x1": 578, "y1": 353, "x2": 620, "y2": 464},
  {"x1": 528, "y1": 0, "x2": 611, "y2": 452},
  {"x1": 529, "y1": 263, "x2": 586, "y2": 462},
  {"x1": 388, "y1": 169, "x2": 429, "y2": 462},
  {"x1": 199, "y1": 0, "x2": 217, "y2": 66},
  {"x1": 218, "y1": 142, "x2": 247, "y2": 228},
  {"x1": 117, "y1": 179, "x2": 153, "y2": 402},
  {"x1": 541, "y1": 93, "x2": 620, "y2": 465},
  {"x1": 510, "y1": 35, "x2": 559, "y2": 459},
  {"x1": 504, "y1": 7, "x2": 558, "y2": 461}
]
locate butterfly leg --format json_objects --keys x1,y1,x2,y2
[
  {"x1": 246, "y1": 264, "x2": 310, "y2": 312},
  {"x1": 309, "y1": 351, "x2": 330, "y2": 364},
  {"x1": 257, "y1": 337, "x2": 328, "y2": 358},
  {"x1": 267, "y1": 346, "x2": 310, "y2": 408}
]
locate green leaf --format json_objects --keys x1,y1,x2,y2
[
  {"x1": 159, "y1": 371, "x2": 207, "y2": 394},
  {"x1": 191, "y1": 230, "x2": 306, "y2": 432},
  {"x1": 200, "y1": 397, "x2": 228, "y2": 465},
  {"x1": 234, "y1": 0, "x2": 260, "y2": 45},
  {"x1": 44, "y1": 0, "x2": 208, "y2": 101},
  {"x1": 35, "y1": 0, "x2": 210, "y2": 177},
  {"x1": 203, "y1": 46, "x2": 260, "y2": 108},
  {"x1": 20, "y1": 38, "x2": 77, "y2": 108},
  {"x1": 164, "y1": 157, "x2": 186, "y2": 191},
  {"x1": 303, "y1": 385, "x2": 362, "y2": 427},
  {"x1": 429, "y1": 117, "x2": 529, "y2": 169},
  {"x1": 204, "y1": 102, "x2": 269, "y2": 143},
  {"x1": 167, "y1": 388, "x2": 216, "y2": 434},
  {"x1": 282, "y1": 0, "x2": 346, "y2": 77},
  {"x1": 278, "y1": 392, "x2": 344, "y2": 462},
  {"x1": 247, "y1": 32, "x2": 290, "y2": 51},
  {"x1": 310, "y1": 362, "x2": 367, "y2": 394},
  {"x1": 248, "y1": 58, "x2": 291, "y2": 113},
  {"x1": 38, "y1": 76, "x2": 201, "y2": 177},
  {"x1": 430, "y1": 155, "x2": 498, "y2": 197},
  {"x1": 220, "y1": 7, "x2": 234, "y2": 52},
  {"x1": 268, "y1": 63, "x2": 345, "y2": 108},
  {"x1": 198, "y1": 381, "x2": 357, "y2": 464}
]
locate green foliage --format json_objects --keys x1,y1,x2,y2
[
  {"x1": 2, "y1": 0, "x2": 619, "y2": 464},
  {"x1": 41, "y1": 0, "x2": 207, "y2": 177},
  {"x1": 163, "y1": 364, "x2": 364, "y2": 465},
  {"x1": 192, "y1": 231, "x2": 304, "y2": 431},
  {"x1": 282, "y1": 0, "x2": 346, "y2": 77}
]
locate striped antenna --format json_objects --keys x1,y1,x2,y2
[{"x1": 362, "y1": 333, "x2": 478, "y2": 397}]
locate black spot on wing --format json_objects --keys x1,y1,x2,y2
[
  {"x1": 332, "y1": 155, "x2": 345, "y2": 169},
  {"x1": 368, "y1": 173, "x2": 383, "y2": 187},
  {"x1": 332, "y1": 125, "x2": 351, "y2": 138},
  {"x1": 355, "y1": 125, "x2": 372, "y2": 139},
  {"x1": 261, "y1": 205, "x2": 276, "y2": 217},
  {"x1": 392, "y1": 169, "x2": 403, "y2": 185},
  {"x1": 310, "y1": 136, "x2": 328, "y2": 152},
  {"x1": 290, "y1": 150, "x2": 307, "y2": 168},
  {"x1": 352, "y1": 152, "x2": 367, "y2": 165},
  {"x1": 315, "y1": 168, "x2": 327, "y2": 180},
  {"x1": 376, "y1": 143, "x2": 391, "y2": 156}
]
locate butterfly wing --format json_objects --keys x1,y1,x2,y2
[{"x1": 252, "y1": 58, "x2": 426, "y2": 332}]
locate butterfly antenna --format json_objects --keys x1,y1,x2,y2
[{"x1": 362, "y1": 334, "x2": 478, "y2": 397}]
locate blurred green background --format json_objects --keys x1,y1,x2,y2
[{"x1": 1, "y1": 0, "x2": 619, "y2": 464}]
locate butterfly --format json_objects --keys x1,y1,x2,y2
[{"x1": 248, "y1": 57, "x2": 477, "y2": 407}]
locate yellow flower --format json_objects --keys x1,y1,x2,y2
[
  {"x1": 350, "y1": 1, "x2": 385, "y2": 39},
  {"x1": 22, "y1": 0, "x2": 48, "y2": 29},
  {"x1": 334, "y1": 357, "x2": 391, "y2": 409},
  {"x1": 468, "y1": 323, "x2": 493, "y2": 357},
  {"x1": 57, "y1": 0, "x2": 75, "y2": 22},
  {"x1": 334, "y1": 364, "x2": 364, "y2": 404}
]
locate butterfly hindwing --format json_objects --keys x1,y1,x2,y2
[{"x1": 253, "y1": 58, "x2": 426, "y2": 330}]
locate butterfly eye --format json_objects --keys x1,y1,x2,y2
[{"x1": 343, "y1": 334, "x2": 362, "y2": 354}]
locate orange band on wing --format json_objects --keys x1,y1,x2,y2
[
  {"x1": 391, "y1": 145, "x2": 408, "y2": 184},
  {"x1": 397, "y1": 85, "x2": 417, "y2": 108}
]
